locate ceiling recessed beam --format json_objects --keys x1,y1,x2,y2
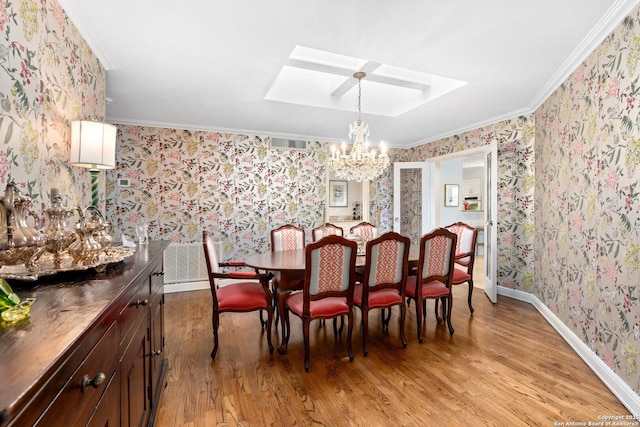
[{"x1": 285, "y1": 58, "x2": 431, "y2": 97}]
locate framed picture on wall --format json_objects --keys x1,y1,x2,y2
[
  {"x1": 329, "y1": 180, "x2": 348, "y2": 207},
  {"x1": 444, "y1": 184, "x2": 459, "y2": 207}
]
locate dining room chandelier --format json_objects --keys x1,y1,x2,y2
[{"x1": 329, "y1": 71, "x2": 389, "y2": 182}]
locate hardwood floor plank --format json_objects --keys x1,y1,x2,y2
[{"x1": 155, "y1": 286, "x2": 630, "y2": 426}]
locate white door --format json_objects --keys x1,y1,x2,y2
[
  {"x1": 483, "y1": 140, "x2": 498, "y2": 303},
  {"x1": 393, "y1": 162, "x2": 433, "y2": 247}
]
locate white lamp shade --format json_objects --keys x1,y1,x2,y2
[{"x1": 70, "y1": 120, "x2": 117, "y2": 170}]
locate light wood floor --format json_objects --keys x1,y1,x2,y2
[{"x1": 155, "y1": 282, "x2": 630, "y2": 426}]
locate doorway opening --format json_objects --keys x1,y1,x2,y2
[{"x1": 393, "y1": 141, "x2": 497, "y2": 304}]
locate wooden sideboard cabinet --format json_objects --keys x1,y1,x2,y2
[{"x1": 0, "y1": 240, "x2": 170, "y2": 427}]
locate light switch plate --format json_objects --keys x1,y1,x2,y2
[{"x1": 117, "y1": 178, "x2": 131, "y2": 187}]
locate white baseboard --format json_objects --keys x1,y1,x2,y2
[
  {"x1": 497, "y1": 285, "x2": 640, "y2": 417},
  {"x1": 164, "y1": 281, "x2": 209, "y2": 294},
  {"x1": 163, "y1": 278, "x2": 247, "y2": 294}
]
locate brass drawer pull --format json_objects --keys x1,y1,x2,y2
[
  {"x1": 81, "y1": 372, "x2": 106, "y2": 393},
  {"x1": 152, "y1": 271, "x2": 165, "y2": 276},
  {"x1": 152, "y1": 350, "x2": 162, "y2": 356},
  {"x1": 135, "y1": 299, "x2": 149, "y2": 307}
]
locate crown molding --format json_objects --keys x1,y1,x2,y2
[
  {"x1": 58, "y1": 0, "x2": 120, "y2": 71},
  {"x1": 529, "y1": 0, "x2": 640, "y2": 111},
  {"x1": 108, "y1": 116, "x2": 343, "y2": 145},
  {"x1": 406, "y1": 106, "x2": 533, "y2": 149}
]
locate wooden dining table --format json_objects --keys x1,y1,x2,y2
[{"x1": 243, "y1": 246, "x2": 419, "y2": 353}]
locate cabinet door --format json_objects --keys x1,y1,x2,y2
[
  {"x1": 148, "y1": 262, "x2": 166, "y2": 426},
  {"x1": 149, "y1": 292, "x2": 164, "y2": 405},
  {"x1": 464, "y1": 178, "x2": 481, "y2": 196},
  {"x1": 86, "y1": 372, "x2": 119, "y2": 427},
  {"x1": 120, "y1": 317, "x2": 149, "y2": 427}
]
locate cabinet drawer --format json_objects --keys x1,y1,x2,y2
[
  {"x1": 119, "y1": 277, "x2": 150, "y2": 347},
  {"x1": 34, "y1": 322, "x2": 118, "y2": 427}
]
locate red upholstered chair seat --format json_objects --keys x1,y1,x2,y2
[
  {"x1": 406, "y1": 276, "x2": 450, "y2": 298},
  {"x1": 354, "y1": 284, "x2": 402, "y2": 308},
  {"x1": 217, "y1": 282, "x2": 270, "y2": 311},
  {"x1": 286, "y1": 293, "x2": 349, "y2": 317},
  {"x1": 452, "y1": 268, "x2": 471, "y2": 283}
]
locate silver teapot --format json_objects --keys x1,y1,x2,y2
[
  {"x1": 40, "y1": 190, "x2": 78, "y2": 268},
  {"x1": 0, "y1": 181, "x2": 44, "y2": 270},
  {"x1": 68, "y1": 206, "x2": 112, "y2": 266}
]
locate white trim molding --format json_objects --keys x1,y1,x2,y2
[
  {"x1": 164, "y1": 281, "x2": 209, "y2": 294},
  {"x1": 498, "y1": 286, "x2": 640, "y2": 417}
]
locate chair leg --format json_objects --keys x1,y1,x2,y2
[
  {"x1": 277, "y1": 290, "x2": 288, "y2": 354},
  {"x1": 303, "y1": 317, "x2": 311, "y2": 371},
  {"x1": 468, "y1": 279, "x2": 475, "y2": 314},
  {"x1": 422, "y1": 299, "x2": 427, "y2": 324},
  {"x1": 266, "y1": 305, "x2": 274, "y2": 354},
  {"x1": 211, "y1": 310, "x2": 220, "y2": 359},
  {"x1": 362, "y1": 309, "x2": 369, "y2": 356},
  {"x1": 446, "y1": 296, "x2": 454, "y2": 335},
  {"x1": 382, "y1": 307, "x2": 392, "y2": 329},
  {"x1": 434, "y1": 298, "x2": 442, "y2": 323},
  {"x1": 399, "y1": 303, "x2": 407, "y2": 348},
  {"x1": 273, "y1": 291, "x2": 279, "y2": 329},
  {"x1": 331, "y1": 316, "x2": 345, "y2": 338},
  {"x1": 346, "y1": 311, "x2": 354, "y2": 362},
  {"x1": 415, "y1": 298, "x2": 423, "y2": 343},
  {"x1": 285, "y1": 309, "x2": 291, "y2": 345},
  {"x1": 259, "y1": 309, "x2": 266, "y2": 329}
]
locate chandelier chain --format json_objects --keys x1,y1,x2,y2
[{"x1": 357, "y1": 75, "x2": 362, "y2": 122}]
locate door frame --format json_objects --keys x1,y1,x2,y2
[
  {"x1": 483, "y1": 140, "x2": 498, "y2": 303},
  {"x1": 393, "y1": 142, "x2": 498, "y2": 304}
]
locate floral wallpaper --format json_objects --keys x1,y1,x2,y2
[
  {"x1": 106, "y1": 126, "x2": 327, "y2": 260},
  {"x1": 380, "y1": 116, "x2": 537, "y2": 294},
  {"x1": 535, "y1": 12, "x2": 640, "y2": 391},
  {"x1": 1, "y1": 0, "x2": 105, "y2": 213},
  {"x1": 3, "y1": 0, "x2": 640, "y2": 397}
]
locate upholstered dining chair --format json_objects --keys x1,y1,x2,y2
[
  {"x1": 202, "y1": 231, "x2": 274, "y2": 359},
  {"x1": 349, "y1": 221, "x2": 378, "y2": 242},
  {"x1": 354, "y1": 231, "x2": 410, "y2": 356},
  {"x1": 282, "y1": 234, "x2": 357, "y2": 371},
  {"x1": 349, "y1": 221, "x2": 378, "y2": 281},
  {"x1": 442, "y1": 221, "x2": 478, "y2": 314},
  {"x1": 405, "y1": 227, "x2": 457, "y2": 342},
  {"x1": 271, "y1": 224, "x2": 305, "y2": 251},
  {"x1": 312, "y1": 223, "x2": 344, "y2": 241},
  {"x1": 270, "y1": 224, "x2": 306, "y2": 329}
]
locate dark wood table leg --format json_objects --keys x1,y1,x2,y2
[{"x1": 277, "y1": 289, "x2": 289, "y2": 354}]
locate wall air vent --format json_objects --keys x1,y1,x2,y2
[{"x1": 271, "y1": 138, "x2": 307, "y2": 150}]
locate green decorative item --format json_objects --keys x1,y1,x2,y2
[{"x1": 0, "y1": 278, "x2": 35, "y2": 322}]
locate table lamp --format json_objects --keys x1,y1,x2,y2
[{"x1": 69, "y1": 120, "x2": 117, "y2": 207}]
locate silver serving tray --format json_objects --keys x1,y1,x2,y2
[{"x1": 0, "y1": 246, "x2": 136, "y2": 281}]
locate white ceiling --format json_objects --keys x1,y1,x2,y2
[{"x1": 60, "y1": 0, "x2": 640, "y2": 149}]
